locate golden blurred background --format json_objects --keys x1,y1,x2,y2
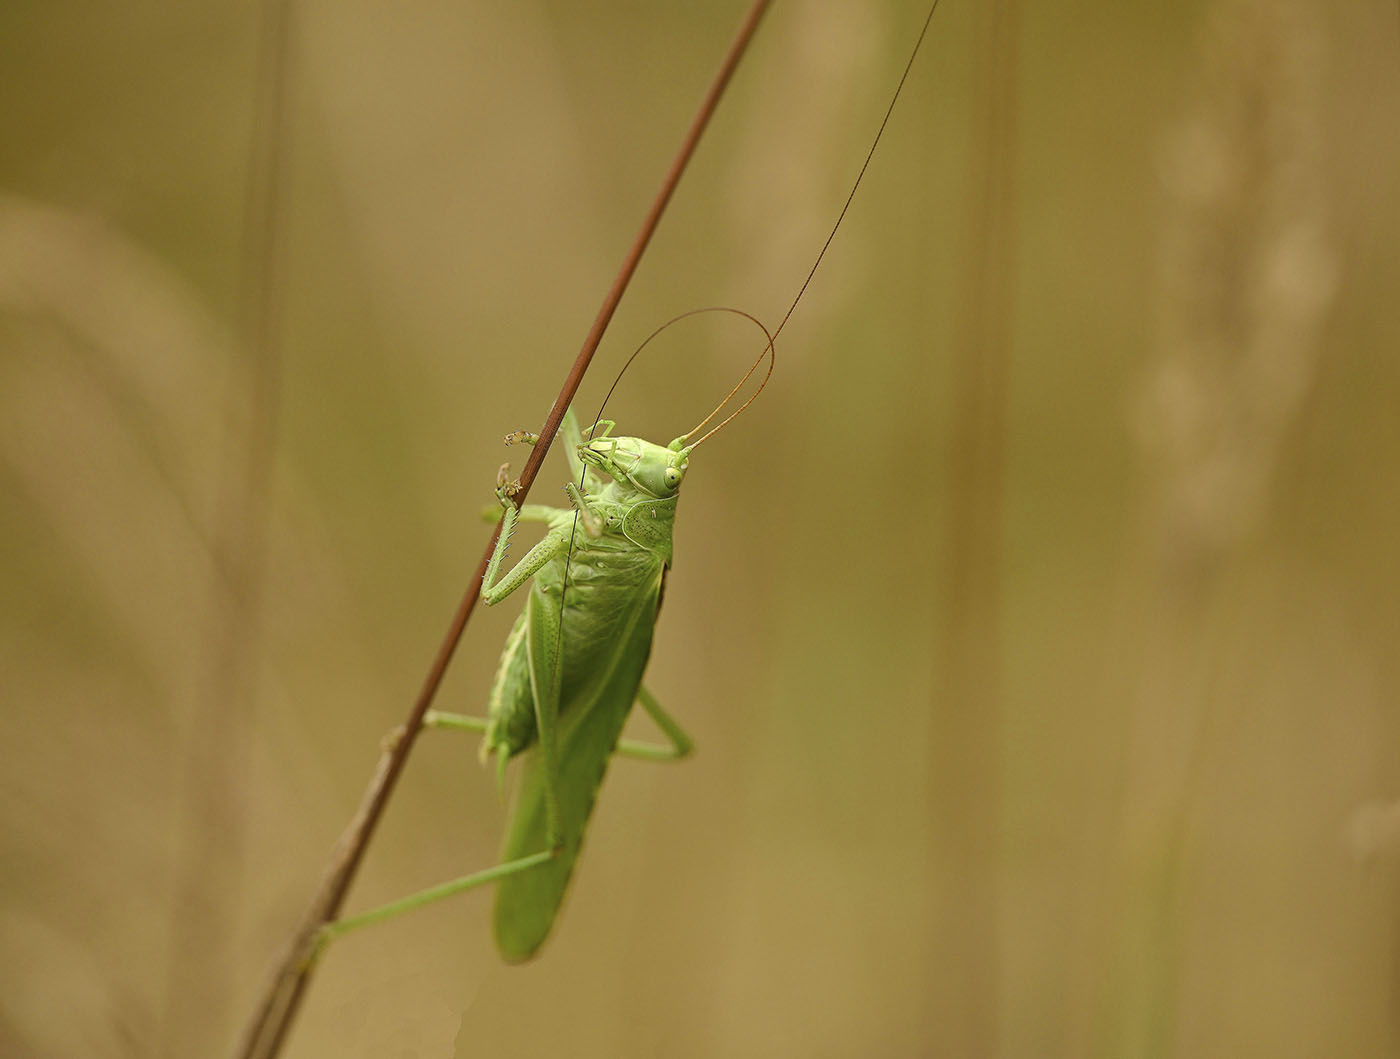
[{"x1": 3, "y1": 1, "x2": 1399, "y2": 1055}]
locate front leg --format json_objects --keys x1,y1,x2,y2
[
  {"x1": 482, "y1": 501, "x2": 567, "y2": 525},
  {"x1": 563, "y1": 481, "x2": 604, "y2": 538},
  {"x1": 558, "y1": 406, "x2": 589, "y2": 484},
  {"x1": 504, "y1": 405, "x2": 591, "y2": 484},
  {"x1": 485, "y1": 462, "x2": 567, "y2": 524},
  {"x1": 482, "y1": 491, "x2": 568, "y2": 606}
]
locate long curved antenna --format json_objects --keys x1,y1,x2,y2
[
  {"x1": 677, "y1": 332, "x2": 770, "y2": 445},
  {"x1": 693, "y1": 0, "x2": 944, "y2": 441},
  {"x1": 680, "y1": 325, "x2": 774, "y2": 448},
  {"x1": 594, "y1": 0, "x2": 943, "y2": 451},
  {"x1": 585, "y1": 305, "x2": 775, "y2": 448},
  {"x1": 767, "y1": 0, "x2": 944, "y2": 345}
]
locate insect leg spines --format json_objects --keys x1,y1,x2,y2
[
  {"x1": 481, "y1": 493, "x2": 520, "y2": 597},
  {"x1": 563, "y1": 481, "x2": 604, "y2": 538},
  {"x1": 482, "y1": 515, "x2": 568, "y2": 606},
  {"x1": 481, "y1": 502, "x2": 564, "y2": 525}
]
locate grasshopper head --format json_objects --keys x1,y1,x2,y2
[{"x1": 579, "y1": 433, "x2": 692, "y2": 498}]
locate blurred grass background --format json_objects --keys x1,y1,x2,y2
[{"x1": 3, "y1": 0, "x2": 1399, "y2": 1056}]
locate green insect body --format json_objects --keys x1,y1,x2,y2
[
  {"x1": 275, "y1": 0, "x2": 933, "y2": 1001},
  {"x1": 477, "y1": 406, "x2": 693, "y2": 961}
]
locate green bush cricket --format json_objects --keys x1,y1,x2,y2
[
  {"x1": 472, "y1": 407, "x2": 699, "y2": 963},
  {"x1": 315, "y1": 0, "x2": 942, "y2": 966},
  {"x1": 316, "y1": 311, "x2": 774, "y2": 963},
  {"x1": 464, "y1": 311, "x2": 777, "y2": 960}
]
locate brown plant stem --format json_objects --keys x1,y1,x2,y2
[{"x1": 231, "y1": 3, "x2": 772, "y2": 1057}]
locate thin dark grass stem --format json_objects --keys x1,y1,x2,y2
[{"x1": 232, "y1": 4, "x2": 771, "y2": 1057}]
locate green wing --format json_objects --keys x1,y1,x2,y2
[{"x1": 491, "y1": 572, "x2": 662, "y2": 962}]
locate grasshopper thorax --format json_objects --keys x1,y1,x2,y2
[{"x1": 578, "y1": 432, "x2": 692, "y2": 499}]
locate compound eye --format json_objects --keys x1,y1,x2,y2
[{"x1": 663, "y1": 466, "x2": 683, "y2": 489}]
